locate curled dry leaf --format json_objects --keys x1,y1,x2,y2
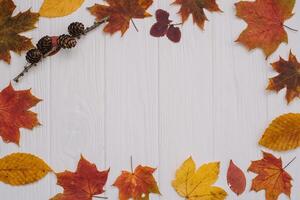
[
  {"x1": 267, "y1": 51, "x2": 300, "y2": 104},
  {"x1": 39, "y1": 0, "x2": 85, "y2": 18},
  {"x1": 0, "y1": 0, "x2": 39, "y2": 64},
  {"x1": 88, "y1": 0, "x2": 153, "y2": 36},
  {"x1": 51, "y1": 155, "x2": 109, "y2": 200},
  {"x1": 248, "y1": 152, "x2": 293, "y2": 200},
  {"x1": 227, "y1": 160, "x2": 246, "y2": 196},
  {"x1": 172, "y1": 157, "x2": 227, "y2": 200},
  {"x1": 0, "y1": 153, "x2": 52, "y2": 186},
  {"x1": 113, "y1": 165, "x2": 160, "y2": 200},
  {"x1": 235, "y1": 0, "x2": 296, "y2": 58},
  {"x1": 0, "y1": 83, "x2": 41, "y2": 145},
  {"x1": 172, "y1": 0, "x2": 221, "y2": 29},
  {"x1": 259, "y1": 113, "x2": 300, "y2": 151}
]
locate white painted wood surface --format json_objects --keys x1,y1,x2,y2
[{"x1": 0, "y1": 0, "x2": 300, "y2": 199}]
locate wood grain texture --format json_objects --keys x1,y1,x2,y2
[{"x1": 0, "y1": 0, "x2": 299, "y2": 199}]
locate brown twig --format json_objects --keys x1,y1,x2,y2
[
  {"x1": 13, "y1": 63, "x2": 35, "y2": 82},
  {"x1": 13, "y1": 16, "x2": 110, "y2": 83},
  {"x1": 84, "y1": 16, "x2": 110, "y2": 34}
]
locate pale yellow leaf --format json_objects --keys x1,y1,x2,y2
[
  {"x1": 39, "y1": 0, "x2": 84, "y2": 18},
  {"x1": 172, "y1": 157, "x2": 227, "y2": 200},
  {"x1": 259, "y1": 113, "x2": 300, "y2": 151},
  {"x1": 0, "y1": 153, "x2": 52, "y2": 185}
]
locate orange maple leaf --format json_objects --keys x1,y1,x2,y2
[
  {"x1": 0, "y1": 83, "x2": 41, "y2": 145},
  {"x1": 113, "y1": 165, "x2": 160, "y2": 200},
  {"x1": 235, "y1": 0, "x2": 296, "y2": 58},
  {"x1": 0, "y1": 0, "x2": 39, "y2": 64},
  {"x1": 52, "y1": 155, "x2": 109, "y2": 200},
  {"x1": 267, "y1": 51, "x2": 300, "y2": 103},
  {"x1": 88, "y1": 0, "x2": 153, "y2": 36},
  {"x1": 248, "y1": 151, "x2": 293, "y2": 200},
  {"x1": 172, "y1": 0, "x2": 221, "y2": 29}
]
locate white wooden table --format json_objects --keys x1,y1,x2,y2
[{"x1": 0, "y1": 0, "x2": 299, "y2": 199}]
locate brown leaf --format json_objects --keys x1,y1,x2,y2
[
  {"x1": 235, "y1": 0, "x2": 296, "y2": 58},
  {"x1": 173, "y1": 0, "x2": 221, "y2": 29},
  {"x1": 267, "y1": 51, "x2": 300, "y2": 103},
  {"x1": 88, "y1": 0, "x2": 153, "y2": 36},
  {"x1": 0, "y1": 0, "x2": 39, "y2": 64}
]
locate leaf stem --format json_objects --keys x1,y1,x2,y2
[
  {"x1": 171, "y1": 23, "x2": 183, "y2": 26},
  {"x1": 283, "y1": 24, "x2": 298, "y2": 32},
  {"x1": 131, "y1": 19, "x2": 139, "y2": 32},
  {"x1": 283, "y1": 157, "x2": 296, "y2": 169},
  {"x1": 130, "y1": 156, "x2": 133, "y2": 173},
  {"x1": 93, "y1": 196, "x2": 108, "y2": 199}
]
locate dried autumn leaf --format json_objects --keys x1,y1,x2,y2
[
  {"x1": 0, "y1": 83, "x2": 41, "y2": 145},
  {"x1": 113, "y1": 165, "x2": 160, "y2": 200},
  {"x1": 172, "y1": 157, "x2": 227, "y2": 200},
  {"x1": 172, "y1": 0, "x2": 221, "y2": 29},
  {"x1": 0, "y1": 0, "x2": 39, "y2": 64},
  {"x1": 0, "y1": 153, "x2": 52, "y2": 186},
  {"x1": 235, "y1": 0, "x2": 296, "y2": 58},
  {"x1": 267, "y1": 51, "x2": 300, "y2": 103},
  {"x1": 259, "y1": 113, "x2": 300, "y2": 151},
  {"x1": 248, "y1": 151, "x2": 293, "y2": 200},
  {"x1": 39, "y1": 0, "x2": 84, "y2": 18},
  {"x1": 227, "y1": 160, "x2": 246, "y2": 196},
  {"x1": 52, "y1": 155, "x2": 109, "y2": 200},
  {"x1": 88, "y1": 0, "x2": 153, "y2": 35},
  {"x1": 150, "y1": 9, "x2": 182, "y2": 43}
]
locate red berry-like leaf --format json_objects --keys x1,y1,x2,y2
[
  {"x1": 167, "y1": 25, "x2": 181, "y2": 43},
  {"x1": 150, "y1": 22, "x2": 169, "y2": 37},
  {"x1": 156, "y1": 9, "x2": 171, "y2": 24}
]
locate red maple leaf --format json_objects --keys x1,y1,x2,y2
[
  {"x1": 113, "y1": 165, "x2": 160, "y2": 200},
  {"x1": 0, "y1": 83, "x2": 41, "y2": 145},
  {"x1": 248, "y1": 152, "x2": 293, "y2": 200},
  {"x1": 51, "y1": 156, "x2": 109, "y2": 200}
]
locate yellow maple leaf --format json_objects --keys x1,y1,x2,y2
[
  {"x1": 39, "y1": 0, "x2": 84, "y2": 18},
  {"x1": 259, "y1": 113, "x2": 300, "y2": 151},
  {"x1": 172, "y1": 157, "x2": 227, "y2": 200},
  {"x1": 0, "y1": 153, "x2": 52, "y2": 185}
]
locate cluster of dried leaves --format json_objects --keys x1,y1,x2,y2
[
  {"x1": 0, "y1": 0, "x2": 299, "y2": 199},
  {"x1": 1, "y1": 0, "x2": 299, "y2": 102},
  {"x1": 0, "y1": 70, "x2": 298, "y2": 200},
  {"x1": 0, "y1": 151, "x2": 296, "y2": 200}
]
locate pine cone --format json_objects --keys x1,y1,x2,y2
[
  {"x1": 26, "y1": 49, "x2": 42, "y2": 64},
  {"x1": 37, "y1": 36, "x2": 53, "y2": 55},
  {"x1": 58, "y1": 34, "x2": 77, "y2": 49},
  {"x1": 68, "y1": 22, "x2": 85, "y2": 37}
]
